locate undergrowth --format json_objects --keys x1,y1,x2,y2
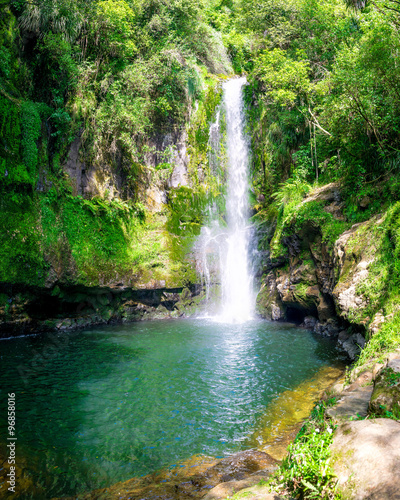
[
  {"x1": 269, "y1": 399, "x2": 340, "y2": 500},
  {"x1": 0, "y1": 185, "x2": 194, "y2": 287}
]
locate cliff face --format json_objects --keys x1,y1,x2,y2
[
  {"x1": 63, "y1": 127, "x2": 190, "y2": 204},
  {"x1": 255, "y1": 183, "x2": 400, "y2": 361},
  {"x1": 0, "y1": 78, "x2": 225, "y2": 337},
  {"x1": 0, "y1": 123, "x2": 203, "y2": 337}
]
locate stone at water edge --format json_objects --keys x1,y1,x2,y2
[
  {"x1": 326, "y1": 370, "x2": 373, "y2": 422},
  {"x1": 202, "y1": 474, "x2": 276, "y2": 500},
  {"x1": 331, "y1": 419, "x2": 400, "y2": 499},
  {"x1": 74, "y1": 449, "x2": 279, "y2": 500}
]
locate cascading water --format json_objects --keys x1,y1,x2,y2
[
  {"x1": 220, "y1": 77, "x2": 253, "y2": 322},
  {"x1": 196, "y1": 77, "x2": 254, "y2": 323}
]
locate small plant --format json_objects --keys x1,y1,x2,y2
[
  {"x1": 269, "y1": 400, "x2": 340, "y2": 499},
  {"x1": 383, "y1": 367, "x2": 400, "y2": 387},
  {"x1": 370, "y1": 404, "x2": 400, "y2": 421}
]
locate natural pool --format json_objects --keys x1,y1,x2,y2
[{"x1": 0, "y1": 318, "x2": 343, "y2": 498}]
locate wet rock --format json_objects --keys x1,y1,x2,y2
[
  {"x1": 256, "y1": 272, "x2": 285, "y2": 320},
  {"x1": 331, "y1": 419, "x2": 400, "y2": 499},
  {"x1": 0, "y1": 284, "x2": 204, "y2": 338},
  {"x1": 78, "y1": 450, "x2": 278, "y2": 500},
  {"x1": 302, "y1": 315, "x2": 318, "y2": 329},
  {"x1": 313, "y1": 318, "x2": 340, "y2": 337},
  {"x1": 316, "y1": 293, "x2": 334, "y2": 321},
  {"x1": 199, "y1": 449, "x2": 278, "y2": 484},
  {"x1": 281, "y1": 234, "x2": 302, "y2": 257},
  {"x1": 338, "y1": 332, "x2": 366, "y2": 360}
]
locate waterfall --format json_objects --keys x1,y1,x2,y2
[
  {"x1": 220, "y1": 77, "x2": 253, "y2": 322},
  {"x1": 195, "y1": 77, "x2": 254, "y2": 323}
]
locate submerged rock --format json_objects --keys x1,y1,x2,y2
[{"x1": 75, "y1": 450, "x2": 278, "y2": 500}]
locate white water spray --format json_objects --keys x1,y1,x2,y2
[
  {"x1": 196, "y1": 77, "x2": 254, "y2": 323},
  {"x1": 220, "y1": 77, "x2": 253, "y2": 322}
]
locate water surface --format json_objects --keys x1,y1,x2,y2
[{"x1": 0, "y1": 318, "x2": 341, "y2": 498}]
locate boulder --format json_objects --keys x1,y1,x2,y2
[
  {"x1": 202, "y1": 474, "x2": 271, "y2": 500},
  {"x1": 331, "y1": 419, "x2": 400, "y2": 499},
  {"x1": 369, "y1": 359, "x2": 400, "y2": 416},
  {"x1": 326, "y1": 370, "x2": 373, "y2": 421},
  {"x1": 256, "y1": 272, "x2": 285, "y2": 320},
  {"x1": 337, "y1": 332, "x2": 366, "y2": 360}
]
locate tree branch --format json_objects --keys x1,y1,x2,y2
[{"x1": 308, "y1": 107, "x2": 332, "y2": 136}]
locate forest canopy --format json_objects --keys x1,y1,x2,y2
[{"x1": 1, "y1": 0, "x2": 400, "y2": 231}]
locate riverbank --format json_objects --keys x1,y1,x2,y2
[{"x1": 250, "y1": 180, "x2": 400, "y2": 499}]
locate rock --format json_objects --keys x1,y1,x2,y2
[
  {"x1": 80, "y1": 450, "x2": 279, "y2": 500},
  {"x1": 326, "y1": 385, "x2": 373, "y2": 421},
  {"x1": 202, "y1": 474, "x2": 268, "y2": 500},
  {"x1": 338, "y1": 332, "x2": 365, "y2": 360},
  {"x1": 369, "y1": 360, "x2": 400, "y2": 416},
  {"x1": 324, "y1": 200, "x2": 345, "y2": 220},
  {"x1": 372, "y1": 362, "x2": 385, "y2": 378},
  {"x1": 331, "y1": 419, "x2": 400, "y2": 499},
  {"x1": 370, "y1": 311, "x2": 386, "y2": 335},
  {"x1": 204, "y1": 478, "x2": 283, "y2": 500},
  {"x1": 145, "y1": 186, "x2": 167, "y2": 212},
  {"x1": 301, "y1": 315, "x2": 318, "y2": 329},
  {"x1": 338, "y1": 329, "x2": 351, "y2": 343},
  {"x1": 316, "y1": 293, "x2": 334, "y2": 321},
  {"x1": 327, "y1": 379, "x2": 345, "y2": 396},
  {"x1": 359, "y1": 195, "x2": 371, "y2": 208},
  {"x1": 256, "y1": 272, "x2": 285, "y2": 320},
  {"x1": 343, "y1": 368, "x2": 373, "y2": 389},
  {"x1": 314, "y1": 318, "x2": 340, "y2": 337},
  {"x1": 387, "y1": 350, "x2": 400, "y2": 364},
  {"x1": 200, "y1": 450, "x2": 278, "y2": 484}
]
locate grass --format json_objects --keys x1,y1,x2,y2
[
  {"x1": 267, "y1": 180, "x2": 350, "y2": 260},
  {"x1": 355, "y1": 315, "x2": 400, "y2": 367},
  {"x1": 268, "y1": 399, "x2": 340, "y2": 500}
]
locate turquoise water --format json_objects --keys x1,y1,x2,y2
[{"x1": 0, "y1": 318, "x2": 341, "y2": 498}]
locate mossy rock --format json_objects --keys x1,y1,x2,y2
[
  {"x1": 256, "y1": 272, "x2": 285, "y2": 320},
  {"x1": 369, "y1": 364, "x2": 400, "y2": 417}
]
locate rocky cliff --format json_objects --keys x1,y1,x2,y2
[{"x1": 255, "y1": 182, "x2": 400, "y2": 363}]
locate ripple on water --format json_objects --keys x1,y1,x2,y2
[{"x1": 0, "y1": 318, "x2": 344, "y2": 498}]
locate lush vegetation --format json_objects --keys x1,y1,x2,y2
[
  {"x1": 242, "y1": 0, "x2": 400, "y2": 217},
  {"x1": 2, "y1": 1, "x2": 400, "y2": 498},
  {"x1": 270, "y1": 399, "x2": 339, "y2": 499},
  {"x1": 3, "y1": 0, "x2": 400, "y2": 286},
  {"x1": 0, "y1": 0, "x2": 237, "y2": 286}
]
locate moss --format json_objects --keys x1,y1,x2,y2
[
  {"x1": 293, "y1": 283, "x2": 314, "y2": 307},
  {"x1": 269, "y1": 193, "x2": 350, "y2": 261},
  {"x1": 337, "y1": 204, "x2": 400, "y2": 328},
  {"x1": 0, "y1": 184, "x2": 198, "y2": 289}
]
